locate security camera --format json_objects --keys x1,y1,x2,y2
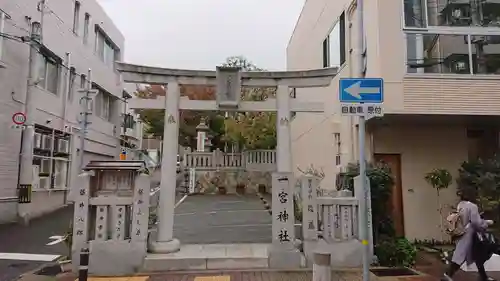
[{"x1": 45, "y1": 119, "x2": 52, "y2": 124}]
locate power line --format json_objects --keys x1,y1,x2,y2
[{"x1": 292, "y1": 113, "x2": 335, "y2": 143}]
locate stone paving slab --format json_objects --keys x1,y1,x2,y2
[
  {"x1": 37, "y1": 270, "x2": 363, "y2": 281},
  {"x1": 143, "y1": 244, "x2": 271, "y2": 271},
  {"x1": 146, "y1": 270, "x2": 362, "y2": 281},
  {"x1": 172, "y1": 195, "x2": 272, "y2": 244}
]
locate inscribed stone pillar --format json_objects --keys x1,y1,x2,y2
[
  {"x1": 354, "y1": 175, "x2": 373, "y2": 259},
  {"x1": 131, "y1": 173, "x2": 150, "y2": 245},
  {"x1": 150, "y1": 81, "x2": 181, "y2": 253},
  {"x1": 276, "y1": 84, "x2": 292, "y2": 173},
  {"x1": 269, "y1": 172, "x2": 302, "y2": 268},
  {"x1": 71, "y1": 172, "x2": 91, "y2": 271},
  {"x1": 301, "y1": 175, "x2": 320, "y2": 241}
]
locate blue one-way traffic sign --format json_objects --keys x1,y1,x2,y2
[{"x1": 339, "y1": 78, "x2": 384, "y2": 103}]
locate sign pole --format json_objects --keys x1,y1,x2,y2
[
  {"x1": 354, "y1": 0, "x2": 370, "y2": 277},
  {"x1": 358, "y1": 107, "x2": 370, "y2": 281}
]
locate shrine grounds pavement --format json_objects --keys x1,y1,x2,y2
[{"x1": 173, "y1": 193, "x2": 273, "y2": 244}]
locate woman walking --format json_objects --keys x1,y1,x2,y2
[{"x1": 442, "y1": 189, "x2": 494, "y2": 281}]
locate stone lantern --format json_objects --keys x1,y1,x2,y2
[{"x1": 196, "y1": 117, "x2": 212, "y2": 152}]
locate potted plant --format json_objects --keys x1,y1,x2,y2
[{"x1": 425, "y1": 168, "x2": 452, "y2": 241}]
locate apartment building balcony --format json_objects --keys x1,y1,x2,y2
[{"x1": 393, "y1": 31, "x2": 500, "y2": 115}]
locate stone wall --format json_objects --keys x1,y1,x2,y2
[{"x1": 196, "y1": 170, "x2": 272, "y2": 194}]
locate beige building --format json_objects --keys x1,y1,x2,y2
[{"x1": 288, "y1": 0, "x2": 500, "y2": 241}]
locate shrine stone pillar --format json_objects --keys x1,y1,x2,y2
[
  {"x1": 150, "y1": 81, "x2": 181, "y2": 253},
  {"x1": 269, "y1": 84, "x2": 302, "y2": 268}
]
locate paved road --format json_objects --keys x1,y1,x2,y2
[
  {"x1": 173, "y1": 194, "x2": 272, "y2": 244},
  {"x1": 0, "y1": 206, "x2": 73, "y2": 281}
]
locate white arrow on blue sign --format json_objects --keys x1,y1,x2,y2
[{"x1": 339, "y1": 78, "x2": 384, "y2": 103}]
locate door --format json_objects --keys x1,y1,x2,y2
[{"x1": 374, "y1": 154, "x2": 405, "y2": 237}]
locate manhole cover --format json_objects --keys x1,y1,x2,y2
[{"x1": 371, "y1": 268, "x2": 419, "y2": 277}]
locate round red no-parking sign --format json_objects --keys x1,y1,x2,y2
[{"x1": 12, "y1": 112, "x2": 26, "y2": 125}]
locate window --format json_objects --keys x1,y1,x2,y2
[
  {"x1": 83, "y1": 13, "x2": 90, "y2": 44},
  {"x1": 123, "y1": 114, "x2": 135, "y2": 129},
  {"x1": 406, "y1": 32, "x2": 500, "y2": 74},
  {"x1": 92, "y1": 86, "x2": 113, "y2": 121},
  {"x1": 73, "y1": 1, "x2": 80, "y2": 34},
  {"x1": 322, "y1": 12, "x2": 346, "y2": 68},
  {"x1": 334, "y1": 133, "x2": 341, "y2": 166},
  {"x1": 403, "y1": 0, "x2": 426, "y2": 28},
  {"x1": 80, "y1": 74, "x2": 86, "y2": 89},
  {"x1": 403, "y1": 0, "x2": 500, "y2": 28},
  {"x1": 37, "y1": 51, "x2": 60, "y2": 94},
  {"x1": 322, "y1": 39, "x2": 329, "y2": 67},
  {"x1": 95, "y1": 28, "x2": 116, "y2": 68}
]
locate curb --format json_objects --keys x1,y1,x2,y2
[{"x1": 256, "y1": 192, "x2": 272, "y2": 215}]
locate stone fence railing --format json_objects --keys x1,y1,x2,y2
[
  {"x1": 183, "y1": 149, "x2": 276, "y2": 171},
  {"x1": 298, "y1": 175, "x2": 363, "y2": 273}
]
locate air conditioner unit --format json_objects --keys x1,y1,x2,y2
[
  {"x1": 34, "y1": 133, "x2": 43, "y2": 149},
  {"x1": 54, "y1": 160, "x2": 68, "y2": 189},
  {"x1": 39, "y1": 177, "x2": 50, "y2": 189},
  {"x1": 54, "y1": 172, "x2": 65, "y2": 189},
  {"x1": 40, "y1": 159, "x2": 51, "y2": 174},
  {"x1": 57, "y1": 139, "x2": 69, "y2": 154},
  {"x1": 41, "y1": 135, "x2": 53, "y2": 150}
]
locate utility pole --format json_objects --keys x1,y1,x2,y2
[
  {"x1": 38, "y1": 0, "x2": 46, "y2": 42},
  {"x1": 355, "y1": 0, "x2": 370, "y2": 280},
  {"x1": 18, "y1": 21, "x2": 42, "y2": 220},
  {"x1": 78, "y1": 69, "x2": 93, "y2": 169}
]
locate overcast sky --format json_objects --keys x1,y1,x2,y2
[{"x1": 97, "y1": 0, "x2": 305, "y2": 71}]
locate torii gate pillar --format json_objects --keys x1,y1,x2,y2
[
  {"x1": 149, "y1": 81, "x2": 181, "y2": 253},
  {"x1": 276, "y1": 84, "x2": 292, "y2": 173}
]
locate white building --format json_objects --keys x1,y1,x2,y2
[{"x1": 0, "y1": 0, "x2": 126, "y2": 223}]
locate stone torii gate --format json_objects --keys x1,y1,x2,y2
[{"x1": 116, "y1": 62, "x2": 338, "y2": 256}]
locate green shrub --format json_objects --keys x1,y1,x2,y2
[
  {"x1": 457, "y1": 156, "x2": 500, "y2": 223},
  {"x1": 375, "y1": 238, "x2": 417, "y2": 267},
  {"x1": 339, "y1": 162, "x2": 395, "y2": 243}
]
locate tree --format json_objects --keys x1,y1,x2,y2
[
  {"x1": 424, "y1": 168, "x2": 452, "y2": 241},
  {"x1": 221, "y1": 56, "x2": 277, "y2": 150},
  {"x1": 457, "y1": 155, "x2": 500, "y2": 224},
  {"x1": 134, "y1": 85, "x2": 227, "y2": 150}
]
